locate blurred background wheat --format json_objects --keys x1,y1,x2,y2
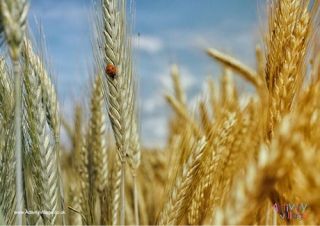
[{"x1": 0, "y1": 0, "x2": 320, "y2": 225}]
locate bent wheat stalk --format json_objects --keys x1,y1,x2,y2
[{"x1": 207, "y1": 48, "x2": 261, "y2": 89}]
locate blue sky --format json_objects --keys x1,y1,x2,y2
[{"x1": 28, "y1": 0, "x2": 263, "y2": 148}]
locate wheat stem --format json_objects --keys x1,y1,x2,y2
[
  {"x1": 13, "y1": 60, "x2": 22, "y2": 225},
  {"x1": 120, "y1": 158, "x2": 126, "y2": 225},
  {"x1": 132, "y1": 173, "x2": 139, "y2": 225},
  {"x1": 111, "y1": 154, "x2": 121, "y2": 225}
]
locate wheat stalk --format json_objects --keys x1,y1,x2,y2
[
  {"x1": 111, "y1": 154, "x2": 122, "y2": 225},
  {"x1": 0, "y1": 1, "x2": 29, "y2": 224}
]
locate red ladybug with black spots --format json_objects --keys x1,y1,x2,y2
[{"x1": 106, "y1": 64, "x2": 116, "y2": 78}]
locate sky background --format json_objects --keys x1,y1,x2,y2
[{"x1": 28, "y1": 0, "x2": 264, "y2": 148}]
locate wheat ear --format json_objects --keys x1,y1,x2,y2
[
  {"x1": 0, "y1": 119, "x2": 16, "y2": 225},
  {"x1": 39, "y1": 46, "x2": 65, "y2": 222},
  {"x1": 26, "y1": 33, "x2": 65, "y2": 223},
  {"x1": 22, "y1": 38, "x2": 61, "y2": 225},
  {"x1": 207, "y1": 48, "x2": 261, "y2": 89},
  {"x1": 0, "y1": 122, "x2": 17, "y2": 225},
  {"x1": 171, "y1": 64, "x2": 187, "y2": 107},
  {"x1": 165, "y1": 94, "x2": 202, "y2": 139},
  {"x1": 87, "y1": 73, "x2": 108, "y2": 224},
  {"x1": 0, "y1": 53, "x2": 17, "y2": 225},
  {"x1": 126, "y1": 73, "x2": 140, "y2": 225},
  {"x1": 0, "y1": 1, "x2": 29, "y2": 224},
  {"x1": 78, "y1": 136, "x2": 91, "y2": 225},
  {"x1": 101, "y1": 0, "x2": 133, "y2": 158},
  {"x1": 214, "y1": 121, "x2": 296, "y2": 225},
  {"x1": 68, "y1": 103, "x2": 89, "y2": 225},
  {"x1": 71, "y1": 104, "x2": 83, "y2": 173},
  {"x1": 127, "y1": 116, "x2": 141, "y2": 225},
  {"x1": 98, "y1": 0, "x2": 136, "y2": 224},
  {"x1": 157, "y1": 138, "x2": 206, "y2": 225},
  {"x1": 0, "y1": 55, "x2": 13, "y2": 122},
  {"x1": 265, "y1": 0, "x2": 316, "y2": 139}
]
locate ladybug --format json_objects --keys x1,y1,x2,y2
[{"x1": 106, "y1": 64, "x2": 116, "y2": 78}]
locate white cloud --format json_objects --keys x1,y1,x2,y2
[
  {"x1": 134, "y1": 35, "x2": 163, "y2": 54},
  {"x1": 143, "y1": 93, "x2": 166, "y2": 114},
  {"x1": 142, "y1": 116, "x2": 168, "y2": 148}
]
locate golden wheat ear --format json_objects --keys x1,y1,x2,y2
[
  {"x1": 264, "y1": 0, "x2": 318, "y2": 139},
  {"x1": 157, "y1": 137, "x2": 206, "y2": 225}
]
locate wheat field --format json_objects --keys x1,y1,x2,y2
[{"x1": 0, "y1": 0, "x2": 320, "y2": 225}]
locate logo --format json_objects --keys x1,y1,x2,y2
[{"x1": 272, "y1": 202, "x2": 308, "y2": 221}]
